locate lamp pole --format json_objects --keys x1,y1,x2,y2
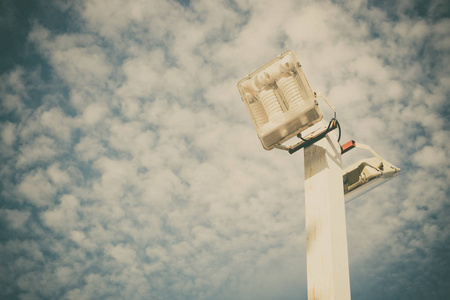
[
  {"x1": 303, "y1": 123, "x2": 351, "y2": 300},
  {"x1": 236, "y1": 50, "x2": 398, "y2": 300}
]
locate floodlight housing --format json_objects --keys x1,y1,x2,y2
[
  {"x1": 342, "y1": 141, "x2": 401, "y2": 202},
  {"x1": 238, "y1": 51, "x2": 323, "y2": 150}
]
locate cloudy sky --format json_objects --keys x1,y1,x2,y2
[{"x1": 0, "y1": 0, "x2": 449, "y2": 299}]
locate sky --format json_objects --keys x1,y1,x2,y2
[{"x1": 0, "y1": 0, "x2": 449, "y2": 299}]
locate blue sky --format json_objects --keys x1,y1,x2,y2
[{"x1": 0, "y1": 0, "x2": 449, "y2": 299}]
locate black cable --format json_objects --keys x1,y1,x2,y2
[
  {"x1": 327, "y1": 118, "x2": 341, "y2": 142},
  {"x1": 298, "y1": 133, "x2": 308, "y2": 142},
  {"x1": 326, "y1": 118, "x2": 335, "y2": 130},
  {"x1": 336, "y1": 119, "x2": 341, "y2": 143}
]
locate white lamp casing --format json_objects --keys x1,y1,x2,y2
[
  {"x1": 343, "y1": 143, "x2": 401, "y2": 202},
  {"x1": 238, "y1": 51, "x2": 323, "y2": 150}
]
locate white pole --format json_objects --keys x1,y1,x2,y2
[{"x1": 304, "y1": 128, "x2": 351, "y2": 300}]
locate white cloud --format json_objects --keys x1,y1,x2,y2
[
  {"x1": 75, "y1": 135, "x2": 106, "y2": 161},
  {"x1": 0, "y1": 209, "x2": 30, "y2": 231},
  {"x1": 413, "y1": 145, "x2": 448, "y2": 168},
  {"x1": 29, "y1": 26, "x2": 113, "y2": 87},
  {"x1": 117, "y1": 50, "x2": 166, "y2": 98},
  {"x1": 1, "y1": 121, "x2": 16, "y2": 146},
  {"x1": 17, "y1": 169, "x2": 56, "y2": 207},
  {"x1": 0, "y1": 68, "x2": 28, "y2": 118},
  {"x1": 41, "y1": 194, "x2": 80, "y2": 232},
  {"x1": 65, "y1": 273, "x2": 112, "y2": 300},
  {"x1": 69, "y1": 230, "x2": 97, "y2": 251},
  {"x1": 145, "y1": 244, "x2": 170, "y2": 262},
  {"x1": 46, "y1": 163, "x2": 71, "y2": 186},
  {"x1": 107, "y1": 243, "x2": 137, "y2": 265},
  {"x1": 56, "y1": 266, "x2": 74, "y2": 285},
  {"x1": 17, "y1": 136, "x2": 58, "y2": 167},
  {"x1": 40, "y1": 107, "x2": 74, "y2": 141},
  {"x1": 1, "y1": 67, "x2": 27, "y2": 96},
  {"x1": 79, "y1": 102, "x2": 109, "y2": 126}
]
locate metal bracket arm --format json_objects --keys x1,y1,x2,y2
[
  {"x1": 287, "y1": 119, "x2": 339, "y2": 154},
  {"x1": 273, "y1": 91, "x2": 339, "y2": 154},
  {"x1": 340, "y1": 140, "x2": 383, "y2": 160}
]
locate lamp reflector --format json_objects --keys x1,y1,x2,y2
[{"x1": 343, "y1": 157, "x2": 401, "y2": 202}]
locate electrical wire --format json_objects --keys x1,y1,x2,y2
[
  {"x1": 327, "y1": 118, "x2": 341, "y2": 143},
  {"x1": 336, "y1": 119, "x2": 341, "y2": 143},
  {"x1": 298, "y1": 133, "x2": 308, "y2": 142}
]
